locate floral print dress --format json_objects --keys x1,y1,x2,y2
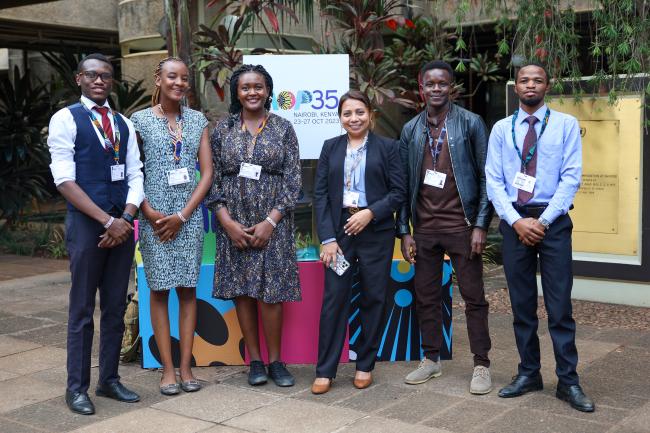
[{"x1": 208, "y1": 113, "x2": 302, "y2": 303}]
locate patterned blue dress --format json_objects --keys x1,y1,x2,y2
[
  {"x1": 131, "y1": 107, "x2": 208, "y2": 291},
  {"x1": 208, "y1": 113, "x2": 302, "y2": 303}
]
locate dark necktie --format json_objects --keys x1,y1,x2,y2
[
  {"x1": 517, "y1": 115, "x2": 539, "y2": 204},
  {"x1": 93, "y1": 106, "x2": 114, "y2": 147}
]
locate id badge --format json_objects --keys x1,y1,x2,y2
[
  {"x1": 110, "y1": 164, "x2": 125, "y2": 182},
  {"x1": 168, "y1": 167, "x2": 190, "y2": 186},
  {"x1": 512, "y1": 172, "x2": 536, "y2": 193},
  {"x1": 343, "y1": 190, "x2": 360, "y2": 207},
  {"x1": 424, "y1": 169, "x2": 446, "y2": 189},
  {"x1": 238, "y1": 162, "x2": 262, "y2": 180}
]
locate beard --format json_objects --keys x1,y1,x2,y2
[{"x1": 520, "y1": 94, "x2": 544, "y2": 107}]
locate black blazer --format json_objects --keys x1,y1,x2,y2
[{"x1": 314, "y1": 131, "x2": 406, "y2": 241}]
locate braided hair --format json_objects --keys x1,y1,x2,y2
[
  {"x1": 229, "y1": 64, "x2": 274, "y2": 115},
  {"x1": 151, "y1": 56, "x2": 186, "y2": 107}
]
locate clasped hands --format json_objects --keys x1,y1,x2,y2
[
  {"x1": 319, "y1": 209, "x2": 373, "y2": 268},
  {"x1": 513, "y1": 217, "x2": 546, "y2": 246},
  {"x1": 225, "y1": 219, "x2": 274, "y2": 250},
  {"x1": 98, "y1": 217, "x2": 133, "y2": 248},
  {"x1": 143, "y1": 209, "x2": 184, "y2": 243}
]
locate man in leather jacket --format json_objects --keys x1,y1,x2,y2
[{"x1": 398, "y1": 60, "x2": 494, "y2": 395}]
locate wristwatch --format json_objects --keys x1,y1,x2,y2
[
  {"x1": 122, "y1": 212, "x2": 135, "y2": 225},
  {"x1": 537, "y1": 217, "x2": 550, "y2": 230}
]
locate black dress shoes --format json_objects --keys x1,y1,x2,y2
[
  {"x1": 65, "y1": 390, "x2": 95, "y2": 415},
  {"x1": 556, "y1": 383, "x2": 595, "y2": 412},
  {"x1": 95, "y1": 381, "x2": 140, "y2": 403},
  {"x1": 498, "y1": 373, "x2": 544, "y2": 398}
]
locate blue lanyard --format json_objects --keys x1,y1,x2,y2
[
  {"x1": 511, "y1": 108, "x2": 550, "y2": 172},
  {"x1": 80, "y1": 102, "x2": 121, "y2": 164},
  {"x1": 426, "y1": 116, "x2": 448, "y2": 170}
]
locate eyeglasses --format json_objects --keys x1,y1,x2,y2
[{"x1": 80, "y1": 71, "x2": 113, "y2": 82}]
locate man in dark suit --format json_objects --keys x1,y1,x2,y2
[
  {"x1": 47, "y1": 53, "x2": 143, "y2": 415},
  {"x1": 398, "y1": 60, "x2": 494, "y2": 394}
]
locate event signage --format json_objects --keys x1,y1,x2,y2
[{"x1": 243, "y1": 54, "x2": 350, "y2": 160}]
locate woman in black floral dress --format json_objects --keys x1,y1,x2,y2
[{"x1": 208, "y1": 64, "x2": 301, "y2": 387}]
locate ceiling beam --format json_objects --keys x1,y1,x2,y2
[{"x1": 0, "y1": 1, "x2": 59, "y2": 9}]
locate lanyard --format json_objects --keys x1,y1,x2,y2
[
  {"x1": 241, "y1": 114, "x2": 269, "y2": 159},
  {"x1": 426, "y1": 116, "x2": 448, "y2": 170},
  {"x1": 167, "y1": 114, "x2": 183, "y2": 165},
  {"x1": 511, "y1": 108, "x2": 550, "y2": 173},
  {"x1": 80, "y1": 102, "x2": 121, "y2": 164},
  {"x1": 344, "y1": 134, "x2": 368, "y2": 190}
]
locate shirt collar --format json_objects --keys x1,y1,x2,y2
[
  {"x1": 80, "y1": 95, "x2": 111, "y2": 111},
  {"x1": 517, "y1": 104, "x2": 548, "y2": 125}
]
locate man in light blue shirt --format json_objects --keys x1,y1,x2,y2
[{"x1": 485, "y1": 62, "x2": 594, "y2": 412}]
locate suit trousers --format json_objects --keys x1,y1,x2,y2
[
  {"x1": 65, "y1": 211, "x2": 135, "y2": 393},
  {"x1": 500, "y1": 214, "x2": 579, "y2": 385},
  {"x1": 316, "y1": 211, "x2": 394, "y2": 378},
  {"x1": 413, "y1": 229, "x2": 491, "y2": 367}
]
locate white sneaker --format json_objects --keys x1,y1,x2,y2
[{"x1": 470, "y1": 366, "x2": 493, "y2": 395}]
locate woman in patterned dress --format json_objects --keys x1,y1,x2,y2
[
  {"x1": 131, "y1": 57, "x2": 213, "y2": 395},
  {"x1": 208, "y1": 64, "x2": 301, "y2": 387}
]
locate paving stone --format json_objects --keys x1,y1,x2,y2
[
  {"x1": 620, "y1": 401, "x2": 650, "y2": 432},
  {"x1": 2, "y1": 295, "x2": 69, "y2": 316},
  {"x1": 0, "y1": 417, "x2": 44, "y2": 433},
  {"x1": 0, "y1": 316, "x2": 49, "y2": 335},
  {"x1": 12, "y1": 324, "x2": 68, "y2": 347},
  {"x1": 480, "y1": 407, "x2": 612, "y2": 433},
  {"x1": 377, "y1": 391, "x2": 464, "y2": 423},
  {"x1": 200, "y1": 426, "x2": 252, "y2": 433},
  {"x1": 199, "y1": 365, "x2": 247, "y2": 383},
  {"x1": 0, "y1": 336, "x2": 41, "y2": 357},
  {"x1": 3, "y1": 399, "x2": 98, "y2": 432},
  {"x1": 340, "y1": 415, "x2": 451, "y2": 433},
  {"x1": 28, "y1": 309, "x2": 69, "y2": 324},
  {"x1": 0, "y1": 376, "x2": 64, "y2": 414},
  {"x1": 424, "y1": 399, "x2": 510, "y2": 433},
  {"x1": 152, "y1": 384, "x2": 281, "y2": 424},
  {"x1": 293, "y1": 379, "x2": 364, "y2": 405},
  {"x1": 521, "y1": 392, "x2": 630, "y2": 425},
  {"x1": 68, "y1": 408, "x2": 214, "y2": 433},
  {"x1": 0, "y1": 370, "x2": 19, "y2": 382},
  {"x1": 224, "y1": 398, "x2": 364, "y2": 433},
  {"x1": 335, "y1": 383, "x2": 419, "y2": 413},
  {"x1": 0, "y1": 346, "x2": 67, "y2": 375}
]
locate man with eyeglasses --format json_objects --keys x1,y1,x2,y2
[
  {"x1": 47, "y1": 53, "x2": 143, "y2": 415},
  {"x1": 397, "y1": 60, "x2": 494, "y2": 394}
]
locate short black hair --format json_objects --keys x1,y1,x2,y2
[
  {"x1": 77, "y1": 53, "x2": 112, "y2": 73},
  {"x1": 229, "y1": 64, "x2": 274, "y2": 114},
  {"x1": 515, "y1": 61, "x2": 550, "y2": 84},
  {"x1": 419, "y1": 60, "x2": 454, "y2": 82}
]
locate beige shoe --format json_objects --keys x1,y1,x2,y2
[
  {"x1": 469, "y1": 366, "x2": 493, "y2": 395},
  {"x1": 405, "y1": 358, "x2": 442, "y2": 385}
]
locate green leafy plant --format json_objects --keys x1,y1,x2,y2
[
  {"x1": 109, "y1": 80, "x2": 151, "y2": 117},
  {"x1": 0, "y1": 67, "x2": 52, "y2": 225}
]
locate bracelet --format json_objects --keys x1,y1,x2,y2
[
  {"x1": 103, "y1": 216, "x2": 115, "y2": 229},
  {"x1": 265, "y1": 216, "x2": 277, "y2": 228},
  {"x1": 177, "y1": 211, "x2": 188, "y2": 223}
]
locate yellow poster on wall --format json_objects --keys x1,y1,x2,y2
[{"x1": 547, "y1": 95, "x2": 642, "y2": 257}]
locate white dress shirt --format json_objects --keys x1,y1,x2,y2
[{"x1": 47, "y1": 95, "x2": 144, "y2": 207}]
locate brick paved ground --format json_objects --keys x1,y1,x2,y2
[{"x1": 0, "y1": 255, "x2": 649, "y2": 433}]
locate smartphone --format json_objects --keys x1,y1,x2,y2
[{"x1": 329, "y1": 252, "x2": 350, "y2": 276}]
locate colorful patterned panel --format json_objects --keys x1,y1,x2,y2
[{"x1": 349, "y1": 259, "x2": 453, "y2": 362}]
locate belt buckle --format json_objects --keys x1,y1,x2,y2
[{"x1": 348, "y1": 207, "x2": 360, "y2": 215}]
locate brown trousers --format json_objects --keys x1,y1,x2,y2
[{"x1": 413, "y1": 229, "x2": 491, "y2": 367}]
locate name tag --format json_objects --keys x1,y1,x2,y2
[
  {"x1": 110, "y1": 164, "x2": 125, "y2": 182},
  {"x1": 512, "y1": 172, "x2": 536, "y2": 193},
  {"x1": 423, "y1": 169, "x2": 446, "y2": 189},
  {"x1": 239, "y1": 163, "x2": 261, "y2": 180},
  {"x1": 343, "y1": 190, "x2": 360, "y2": 207},
  {"x1": 167, "y1": 167, "x2": 190, "y2": 186}
]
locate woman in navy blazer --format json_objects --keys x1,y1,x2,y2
[{"x1": 311, "y1": 90, "x2": 406, "y2": 394}]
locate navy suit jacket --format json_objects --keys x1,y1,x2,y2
[{"x1": 314, "y1": 132, "x2": 406, "y2": 241}]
